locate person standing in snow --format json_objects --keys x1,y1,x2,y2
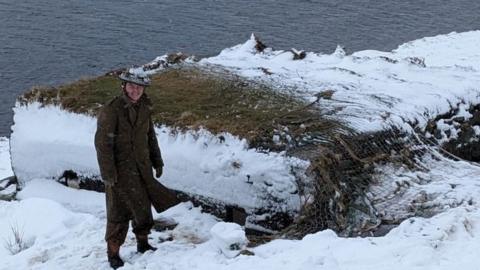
[{"x1": 95, "y1": 68, "x2": 178, "y2": 269}]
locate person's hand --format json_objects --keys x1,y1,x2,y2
[{"x1": 155, "y1": 166, "x2": 163, "y2": 178}]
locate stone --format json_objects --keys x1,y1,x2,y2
[
  {"x1": 434, "y1": 129, "x2": 443, "y2": 140},
  {"x1": 0, "y1": 183, "x2": 17, "y2": 201},
  {"x1": 238, "y1": 249, "x2": 255, "y2": 256},
  {"x1": 291, "y1": 48, "x2": 306, "y2": 60},
  {"x1": 471, "y1": 111, "x2": 480, "y2": 126},
  {"x1": 405, "y1": 57, "x2": 426, "y2": 67},
  {"x1": 0, "y1": 175, "x2": 18, "y2": 201},
  {"x1": 153, "y1": 216, "x2": 178, "y2": 232},
  {"x1": 252, "y1": 34, "x2": 267, "y2": 52},
  {"x1": 0, "y1": 176, "x2": 17, "y2": 189},
  {"x1": 210, "y1": 222, "x2": 248, "y2": 258},
  {"x1": 452, "y1": 116, "x2": 466, "y2": 123},
  {"x1": 225, "y1": 206, "x2": 247, "y2": 226},
  {"x1": 0, "y1": 178, "x2": 10, "y2": 189}
]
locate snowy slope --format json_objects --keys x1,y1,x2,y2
[
  {"x1": 10, "y1": 103, "x2": 309, "y2": 214},
  {"x1": 1, "y1": 171, "x2": 480, "y2": 269},
  {"x1": 370, "y1": 152, "x2": 480, "y2": 223},
  {"x1": 3, "y1": 31, "x2": 480, "y2": 269},
  {"x1": 0, "y1": 137, "x2": 12, "y2": 180},
  {"x1": 200, "y1": 31, "x2": 480, "y2": 132},
  {"x1": 1, "y1": 141, "x2": 480, "y2": 269}
]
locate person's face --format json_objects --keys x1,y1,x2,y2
[{"x1": 125, "y1": 82, "x2": 145, "y2": 103}]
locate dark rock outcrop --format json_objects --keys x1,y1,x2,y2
[
  {"x1": 424, "y1": 103, "x2": 480, "y2": 162},
  {"x1": 0, "y1": 175, "x2": 18, "y2": 201}
]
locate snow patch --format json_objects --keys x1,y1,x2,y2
[
  {"x1": 10, "y1": 103, "x2": 309, "y2": 213},
  {"x1": 200, "y1": 31, "x2": 480, "y2": 132},
  {"x1": 210, "y1": 222, "x2": 248, "y2": 258},
  {"x1": 0, "y1": 137, "x2": 13, "y2": 180}
]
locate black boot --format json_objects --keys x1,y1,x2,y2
[
  {"x1": 136, "y1": 234, "x2": 157, "y2": 253},
  {"x1": 108, "y1": 255, "x2": 124, "y2": 269},
  {"x1": 107, "y1": 241, "x2": 124, "y2": 269}
]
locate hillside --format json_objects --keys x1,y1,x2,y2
[{"x1": 6, "y1": 31, "x2": 480, "y2": 244}]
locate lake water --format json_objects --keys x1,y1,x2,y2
[{"x1": 1, "y1": 0, "x2": 479, "y2": 136}]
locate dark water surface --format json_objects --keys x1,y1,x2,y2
[{"x1": 1, "y1": 0, "x2": 479, "y2": 136}]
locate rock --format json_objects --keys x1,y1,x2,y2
[
  {"x1": 105, "y1": 68, "x2": 124, "y2": 76},
  {"x1": 452, "y1": 116, "x2": 466, "y2": 123},
  {"x1": 67, "y1": 178, "x2": 80, "y2": 189},
  {"x1": 0, "y1": 176, "x2": 17, "y2": 188},
  {"x1": 316, "y1": 90, "x2": 335, "y2": 100},
  {"x1": 0, "y1": 176, "x2": 18, "y2": 201},
  {"x1": 78, "y1": 179, "x2": 105, "y2": 192},
  {"x1": 59, "y1": 170, "x2": 78, "y2": 185},
  {"x1": 0, "y1": 181, "x2": 17, "y2": 201},
  {"x1": 210, "y1": 222, "x2": 248, "y2": 258},
  {"x1": 434, "y1": 129, "x2": 443, "y2": 140},
  {"x1": 238, "y1": 249, "x2": 255, "y2": 256},
  {"x1": 290, "y1": 48, "x2": 306, "y2": 60},
  {"x1": 259, "y1": 67, "x2": 273, "y2": 75},
  {"x1": 379, "y1": 56, "x2": 398, "y2": 64},
  {"x1": 57, "y1": 170, "x2": 105, "y2": 192},
  {"x1": 252, "y1": 34, "x2": 267, "y2": 53},
  {"x1": 405, "y1": 57, "x2": 426, "y2": 68},
  {"x1": 334, "y1": 45, "x2": 346, "y2": 57},
  {"x1": 166, "y1": 52, "x2": 189, "y2": 64},
  {"x1": 153, "y1": 216, "x2": 178, "y2": 232},
  {"x1": 59, "y1": 170, "x2": 81, "y2": 189},
  {"x1": 225, "y1": 206, "x2": 247, "y2": 226},
  {"x1": 0, "y1": 177, "x2": 10, "y2": 189},
  {"x1": 471, "y1": 111, "x2": 480, "y2": 126}
]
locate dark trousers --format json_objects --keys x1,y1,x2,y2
[{"x1": 104, "y1": 178, "x2": 154, "y2": 244}]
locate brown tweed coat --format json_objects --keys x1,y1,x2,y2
[{"x1": 95, "y1": 93, "x2": 177, "y2": 223}]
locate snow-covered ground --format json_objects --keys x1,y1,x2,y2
[
  {"x1": 10, "y1": 103, "x2": 309, "y2": 216},
  {"x1": 200, "y1": 31, "x2": 480, "y2": 132},
  {"x1": 3, "y1": 30, "x2": 480, "y2": 269},
  {"x1": 0, "y1": 137, "x2": 12, "y2": 180},
  {"x1": 370, "y1": 152, "x2": 480, "y2": 223},
  {"x1": 2, "y1": 141, "x2": 480, "y2": 269}
]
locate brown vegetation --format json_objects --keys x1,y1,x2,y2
[
  {"x1": 19, "y1": 65, "x2": 420, "y2": 240},
  {"x1": 19, "y1": 67, "x2": 341, "y2": 151}
]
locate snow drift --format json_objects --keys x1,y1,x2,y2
[
  {"x1": 200, "y1": 31, "x2": 480, "y2": 132},
  {"x1": 8, "y1": 30, "x2": 480, "y2": 236},
  {"x1": 10, "y1": 103, "x2": 309, "y2": 231},
  {"x1": 3, "y1": 30, "x2": 480, "y2": 269}
]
